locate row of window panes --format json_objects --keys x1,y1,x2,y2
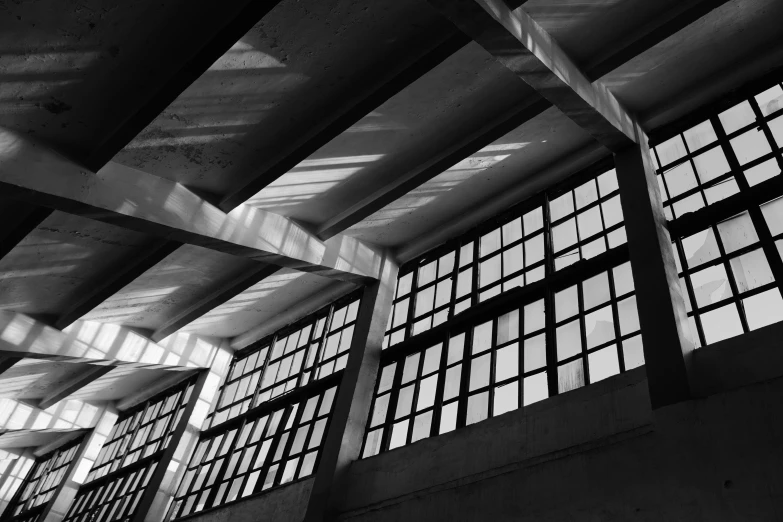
[
  {"x1": 207, "y1": 296, "x2": 359, "y2": 429},
  {"x1": 4, "y1": 438, "x2": 82, "y2": 521},
  {"x1": 169, "y1": 386, "x2": 337, "y2": 520},
  {"x1": 384, "y1": 168, "x2": 625, "y2": 349},
  {"x1": 674, "y1": 203, "x2": 783, "y2": 346},
  {"x1": 653, "y1": 82, "x2": 783, "y2": 220},
  {"x1": 62, "y1": 460, "x2": 158, "y2": 522},
  {"x1": 86, "y1": 382, "x2": 192, "y2": 483},
  {"x1": 365, "y1": 261, "x2": 642, "y2": 457}
]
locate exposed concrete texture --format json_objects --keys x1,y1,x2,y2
[
  {"x1": 335, "y1": 370, "x2": 783, "y2": 521},
  {"x1": 180, "y1": 478, "x2": 314, "y2": 522}
]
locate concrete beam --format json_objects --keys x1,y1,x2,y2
[
  {"x1": 0, "y1": 357, "x2": 19, "y2": 378},
  {"x1": 0, "y1": 201, "x2": 52, "y2": 263},
  {"x1": 151, "y1": 264, "x2": 281, "y2": 342},
  {"x1": 317, "y1": 97, "x2": 552, "y2": 240},
  {"x1": 0, "y1": 129, "x2": 382, "y2": 283},
  {"x1": 304, "y1": 254, "x2": 398, "y2": 522},
  {"x1": 615, "y1": 142, "x2": 694, "y2": 408},
  {"x1": 38, "y1": 365, "x2": 116, "y2": 411},
  {"x1": 426, "y1": 0, "x2": 637, "y2": 152},
  {"x1": 0, "y1": 312, "x2": 211, "y2": 371},
  {"x1": 0, "y1": 398, "x2": 108, "y2": 432}
]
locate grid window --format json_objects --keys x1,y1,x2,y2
[
  {"x1": 169, "y1": 386, "x2": 337, "y2": 519},
  {"x1": 554, "y1": 263, "x2": 642, "y2": 393},
  {"x1": 63, "y1": 378, "x2": 195, "y2": 522},
  {"x1": 550, "y1": 170, "x2": 626, "y2": 271},
  {"x1": 3, "y1": 438, "x2": 82, "y2": 522},
  {"x1": 657, "y1": 78, "x2": 783, "y2": 347},
  {"x1": 384, "y1": 165, "x2": 625, "y2": 349},
  {"x1": 364, "y1": 260, "x2": 642, "y2": 457},
  {"x1": 206, "y1": 294, "x2": 359, "y2": 430}
]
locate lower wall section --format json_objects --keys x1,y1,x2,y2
[
  {"x1": 178, "y1": 477, "x2": 313, "y2": 522},
  {"x1": 336, "y1": 374, "x2": 783, "y2": 521}
]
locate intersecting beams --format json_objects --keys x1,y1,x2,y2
[
  {"x1": 0, "y1": 130, "x2": 381, "y2": 283},
  {"x1": 37, "y1": 366, "x2": 115, "y2": 411},
  {"x1": 426, "y1": 0, "x2": 637, "y2": 152}
]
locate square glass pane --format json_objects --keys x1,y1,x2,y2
[
  {"x1": 730, "y1": 249, "x2": 774, "y2": 292},
  {"x1": 690, "y1": 265, "x2": 733, "y2": 307},
  {"x1": 459, "y1": 243, "x2": 474, "y2": 267},
  {"x1": 415, "y1": 286, "x2": 435, "y2": 317},
  {"x1": 523, "y1": 372, "x2": 548, "y2": 406},
  {"x1": 495, "y1": 344, "x2": 519, "y2": 382},
  {"x1": 683, "y1": 121, "x2": 717, "y2": 151},
  {"x1": 550, "y1": 193, "x2": 574, "y2": 221},
  {"x1": 585, "y1": 306, "x2": 615, "y2": 349},
  {"x1": 744, "y1": 159, "x2": 780, "y2": 186},
  {"x1": 601, "y1": 196, "x2": 623, "y2": 228},
  {"x1": 682, "y1": 228, "x2": 720, "y2": 268},
  {"x1": 755, "y1": 85, "x2": 783, "y2": 116},
  {"x1": 480, "y1": 229, "x2": 502, "y2": 257},
  {"x1": 693, "y1": 147, "x2": 730, "y2": 184},
  {"x1": 448, "y1": 333, "x2": 465, "y2": 364},
  {"x1": 502, "y1": 218, "x2": 523, "y2": 245},
  {"x1": 663, "y1": 162, "x2": 698, "y2": 198},
  {"x1": 656, "y1": 135, "x2": 687, "y2": 167},
  {"x1": 438, "y1": 252, "x2": 455, "y2": 278},
  {"x1": 397, "y1": 273, "x2": 413, "y2": 297},
  {"x1": 597, "y1": 169, "x2": 619, "y2": 197},
  {"x1": 575, "y1": 180, "x2": 598, "y2": 209},
  {"x1": 730, "y1": 129, "x2": 772, "y2": 165},
  {"x1": 743, "y1": 289, "x2": 783, "y2": 330},
  {"x1": 583, "y1": 272, "x2": 610, "y2": 310},
  {"x1": 524, "y1": 207, "x2": 544, "y2": 234},
  {"x1": 443, "y1": 365, "x2": 461, "y2": 401},
  {"x1": 418, "y1": 261, "x2": 436, "y2": 287},
  {"x1": 700, "y1": 303, "x2": 743, "y2": 344},
  {"x1": 504, "y1": 244, "x2": 524, "y2": 275},
  {"x1": 552, "y1": 218, "x2": 578, "y2": 252},
  {"x1": 717, "y1": 212, "x2": 758, "y2": 253},
  {"x1": 416, "y1": 375, "x2": 438, "y2": 411},
  {"x1": 401, "y1": 354, "x2": 420, "y2": 384},
  {"x1": 480, "y1": 255, "x2": 502, "y2": 288},
  {"x1": 719, "y1": 101, "x2": 755, "y2": 134},
  {"x1": 704, "y1": 179, "x2": 739, "y2": 205},
  {"x1": 577, "y1": 206, "x2": 603, "y2": 239},
  {"x1": 588, "y1": 346, "x2": 621, "y2": 383},
  {"x1": 557, "y1": 359, "x2": 585, "y2": 393},
  {"x1": 622, "y1": 335, "x2": 645, "y2": 370},
  {"x1": 493, "y1": 381, "x2": 519, "y2": 416}
]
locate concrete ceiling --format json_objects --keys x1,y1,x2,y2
[{"x1": 0, "y1": 0, "x2": 781, "y2": 453}]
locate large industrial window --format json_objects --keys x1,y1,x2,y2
[
  {"x1": 364, "y1": 161, "x2": 639, "y2": 457},
  {"x1": 384, "y1": 164, "x2": 626, "y2": 349},
  {"x1": 654, "y1": 77, "x2": 783, "y2": 347},
  {"x1": 62, "y1": 377, "x2": 196, "y2": 522},
  {"x1": 168, "y1": 292, "x2": 359, "y2": 520},
  {"x1": 2, "y1": 437, "x2": 82, "y2": 522}
]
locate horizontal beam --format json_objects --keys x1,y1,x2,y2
[
  {"x1": 317, "y1": 97, "x2": 552, "y2": 239},
  {"x1": 38, "y1": 365, "x2": 115, "y2": 410},
  {"x1": 426, "y1": 0, "x2": 637, "y2": 152},
  {"x1": 0, "y1": 130, "x2": 382, "y2": 283},
  {"x1": 55, "y1": 238, "x2": 182, "y2": 330},
  {"x1": 0, "y1": 311, "x2": 203, "y2": 371},
  {"x1": 151, "y1": 264, "x2": 281, "y2": 342}
]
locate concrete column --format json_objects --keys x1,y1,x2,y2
[
  {"x1": 0, "y1": 449, "x2": 35, "y2": 516},
  {"x1": 615, "y1": 141, "x2": 694, "y2": 408},
  {"x1": 42, "y1": 406, "x2": 119, "y2": 522},
  {"x1": 304, "y1": 253, "x2": 398, "y2": 522},
  {"x1": 134, "y1": 337, "x2": 233, "y2": 522}
]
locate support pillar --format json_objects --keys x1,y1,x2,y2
[
  {"x1": 304, "y1": 253, "x2": 398, "y2": 522},
  {"x1": 42, "y1": 406, "x2": 119, "y2": 522},
  {"x1": 615, "y1": 140, "x2": 694, "y2": 408}
]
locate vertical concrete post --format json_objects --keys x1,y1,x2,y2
[
  {"x1": 304, "y1": 253, "x2": 398, "y2": 522},
  {"x1": 615, "y1": 140, "x2": 694, "y2": 408},
  {"x1": 42, "y1": 406, "x2": 119, "y2": 522},
  {"x1": 135, "y1": 338, "x2": 233, "y2": 522}
]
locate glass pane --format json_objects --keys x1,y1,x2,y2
[
  {"x1": 415, "y1": 286, "x2": 435, "y2": 317},
  {"x1": 704, "y1": 179, "x2": 739, "y2": 205},
  {"x1": 525, "y1": 234, "x2": 545, "y2": 266},
  {"x1": 555, "y1": 285, "x2": 579, "y2": 321},
  {"x1": 524, "y1": 299, "x2": 546, "y2": 333},
  {"x1": 612, "y1": 262, "x2": 634, "y2": 296},
  {"x1": 443, "y1": 365, "x2": 461, "y2": 401},
  {"x1": 558, "y1": 359, "x2": 585, "y2": 393},
  {"x1": 524, "y1": 207, "x2": 544, "y2": 234},
  {"x1": 419, "y1": 261, "x2": 437, "y2": 287},
  {"x1": 448, "y1": 334, "x2": 465, "y2": 364},
  {"x1": 700, "y1": 304, "x2": 743, "y2": 344},
  {"x1": 378, "y1": 363, "x2": 396, "y2": 393},
  {"x1": 389, "y1": 420, "x2": 409, "y2": 450},
  {"x1": 401, "y1": 354, "x2": 419, "y2": 384},
  {"x1": 417, "y1": 375, "x2": 438, "y2": 411},
  {"x1": 744, "y1": 159, "x2": 780, "y2": 186},
  {"x1": 583, "y1": 272, "x2": 610, "y2": 310},
  {"x1": 622, "y1": 335, "x2": 645, "y2": 370},
  {"x1": 618, "y1": 296, "x2": 640, "y2": 335},
  {"x1": 577, "y1": 206, "x2": 603, "y2": 239},
  {"x1": 761, "y1": 197, "x2": 783, "y2": 236},
  {"x1": 743, "y1": 289, "x2": 783, "y2": 330},
  {"x1": 370, "y1": 394, "x2": 389, "y2": 427},
  {"x1": 480, "y1": 229, "x2": 502, "y2": 257},
  {"x1": 717, "y1": 212, "x2": 758, "y2": 253},
  {"x1": 440, "y1": 402, "x2": 458, "y2": 434},
  {"x1": 693, "y1": 147, "x2": 730, "y2": 184},
  {"x1": 523, "y1": 373, "x2": 548, "y2": 406},
  {"x1": 691, "y1": 265, "x2": 733, "y2": 307},
  {"x1": 397, "y1": 273, "x2": 413, "y2": 297},
  {"x1": 656, "y1": 135, "x2": 687, "y2": 166},
  {"x1": 556, "y1": 319, "x2": 581, "y2": 361},
  {"x1": 730, "y1": 249, "x2": 774, "y2": 292},
  {"x1": 456, "y1": 270, "x2": 472, "y2": 299},
  {"x1": 493, "y1": 381, "x2": 519, "y2": 416},
  {"x1": 503, "y1": 244, "x2": 524, "y2": 275},
  {"x1": 466, "y1": 392, "x2": 489, "y2": 425},
  {"x1": 682, "y1": 228, "x2": 720, "y2": 268},
  {"x1": 730, "y1": 129, "x2": 772, "y2": 165},
  {"x1": 663, "y1": 162, "x2": 698, "y2": 198},
  {"x1": 495, "y1": 344, "x2": 519, "y2": 381},
  {"x1": 588, "y1": 346, "x2": 621, "y2": 383},
  {"x1": 438, "y1": 252, "x2": 455, "y2": 278},
  {"x1": 575, "y1": 180, "x2": 598, "y2": 209},
  {"x1": 672, "y1": 193, "x2": 704, "y2": 217},
  {"x1": 479, "y1": 255, "x2": 502, "y2": 288},
  {"x1": 472, "y1": 321, "x2": 493, "y2": 354},
  {"x1": 552, "y1": 218, "x2": 578, "y2": 252},
  {"x1": 718, "y1": 101, "x2": 755, "y2": 134},
  {"x1": 597, "y1": 169, "x2": 619, "y2": 197},
  {"x1": 524, "y1": 333, "x2": 546, "y2": 372},
  {"x1": 683, "y1": 121, "x2": 717, "y2": 151},
  {"x1": 769, "y1": 115, "x2": 783, "y2": 148},
  {"x1": 434, "y1": 279, "x2": 452, "y2": 308},
  {"x1": 550, "y1": 192, "x2": 574, "y2": 221},
  {"x1": 601, "y1": 196, "x2": 623, "y2": 228},
  {"x1": 411, "y1": 411, "x2": 433, "y2": 443},
  {"x1": 585, "y1": 306, "x2": 615, "y2": 349},
  {"x1": 502, "y1": 218, "x2": 523, "y2": 245},
  {"x1": 496, "y1": 309, "x2": 519, "y2": 345},
  {"x1": 755, "y1": 85, "x2": 783, "y2": 116},
  {"x1": 459, "y1": 243, "x2": 474, "y2": 267},
  {"x1": 469, "y1": 354, "x2": 491, "y2": 391}
]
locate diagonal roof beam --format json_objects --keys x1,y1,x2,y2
[
  {"x1": 426, "y1": 0, "x2": 638, "y2": 152},
  {"x1": 0, "y1": 129, "x2": 382, "y2": 283},
  {"x1": 0, "y1": 201, "x2": 52, "y2": 263},
  {"x1": 0, "y1": 311, "x2": 205, "y2": 371},
  {"x1": 37, "y1": 365, "x2": 116, "y2": 411},
  {"x1": 151, "y1": 264, "x2": 282, "y2": 342}
]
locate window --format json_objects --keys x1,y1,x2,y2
[
  {"x1": 384, "y1": 164, "x2": 626, "y2": 348},
  {"x1": 364, "y1": 258, "x2": 641, "y2": 458},
  {"x1": 169, "y1": 293, "x2": 360, "y2": 519},
  {"x1": 656, "y1": 78, "x2": 783, "y2": 347},
  {"x1": 207, "y1": 294, "x2": 359, "y2": 430},
  {"x1": 62, "y1": 377, "x2": 196, "y2": 522},
  {"x1": 168, "y1": 386, "x2": 337, "y2": 519},
  {"x1": 3, "y1": 437, "x2": 82, "y2": 522}
]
